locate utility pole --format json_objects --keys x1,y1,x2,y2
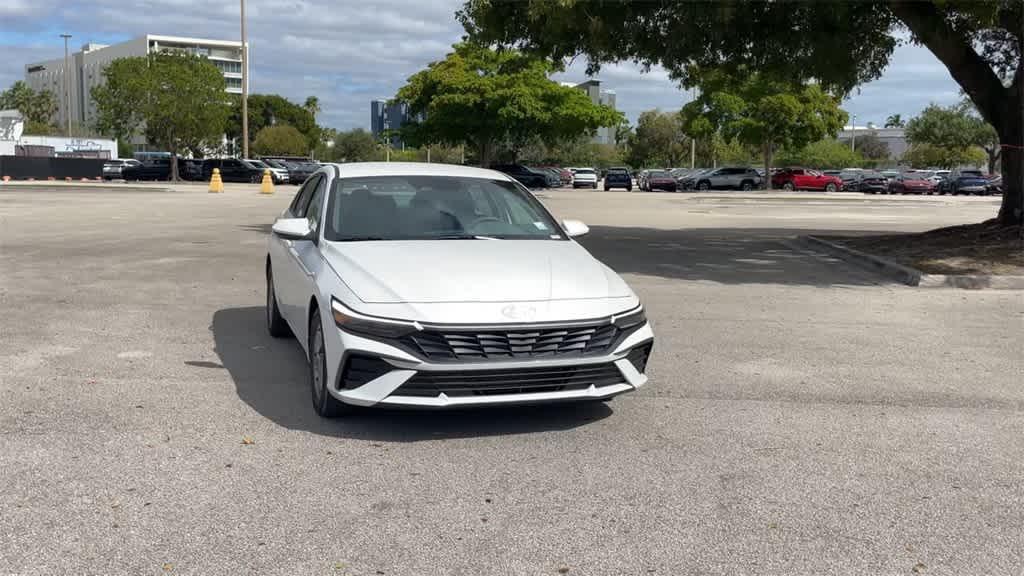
[
  {"x1": 851, "y1": 114, "x2": 857, "y2": 152},
  {"x1": 240, "y1": 0, "x2": 249, "y2": 159},
  {"x1": 60, "y1": 34, "x2": 72, "y2": 138},
  {"x1": 690, "y1": 87, "x2": 696, "y2": 169}
]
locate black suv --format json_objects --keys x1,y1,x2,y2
[
  {"x1": 122, "y1": 156, "x2": 173, "y2": 180},
  {"x1": 490, "y1": 164, "x2": 550, "y2": 188},
  {"x1": 202, "y1": 158, "x2": 267, "y2": 183},
  {"x1": 603, "y1": 168, "x2": 633, "y2": 191}
]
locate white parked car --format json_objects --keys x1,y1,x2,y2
[
  {"x1": 571, "y1": 167, "x2": 598, "y2": 189},
  {"x1": 246, "y1": 159, "x2": 289, "y2": 184},
  {"x1": 266, "y1": 162, "x2": 654, "y2": 417},
  {"x1": 101, "y1": 158, "x2": 140, "y2": 180}
]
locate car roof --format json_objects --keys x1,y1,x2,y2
[{"x1": 323, "y1": 162, "x2": 515, "y2": 182}]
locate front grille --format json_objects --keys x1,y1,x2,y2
[
  {"x1": 392, "y1": 362, "x2": 624, "y2": 397},
  {"x1": 400, "y1": 324, "x2": 619, "y2": 362}
]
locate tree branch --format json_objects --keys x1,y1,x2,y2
[{"x1": 889, "y1": 1, "x2": 1010, "y2": 128}]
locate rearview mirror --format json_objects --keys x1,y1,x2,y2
[
  {"x1": 562, "y1": 219, "x2": 589, "y2": 238},
  {"x1": 271, "y1": 218, "x2": 314, "y2": 241}
]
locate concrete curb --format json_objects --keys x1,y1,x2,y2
[
  {"x1": 801, "y1": 235, "x2": 1024, "y2": 290},
  {"x1": 0, "y1": 182, "x2": 173, "y2": 193}
]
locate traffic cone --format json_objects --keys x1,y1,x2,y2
[
  {"x1": 208, "y1": 168, "x2": 224, "y2": 193},
  {"x1": 260, "y1": 169, "x2": 274, "y2": 194}
]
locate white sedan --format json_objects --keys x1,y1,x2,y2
[{"x1": 266, "y1": 162, "x2": 654, "y2": 417}]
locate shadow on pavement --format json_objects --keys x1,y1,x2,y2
[
  {"x1": 579, "y1": 226, "x2": 899, "y2": 286},
  {"x1": 238, "y1": 223, "x2": 273, "y2": 234},
  {"x1": 212, "y1": 307, "x2": 613, "y2": 441}
]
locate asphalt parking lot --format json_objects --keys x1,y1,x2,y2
[{"x1": 1, "y1": 183, "x2": 1022, "y2": 575}]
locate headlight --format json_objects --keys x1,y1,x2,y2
[
  {"x1": 612, "y1": 306, "x2": 646, "y2": 330},
  {"x1": 331, "y1": 298, "x2": 419, "y2": 339}
]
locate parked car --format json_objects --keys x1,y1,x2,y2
[
  {"x1": 937, "y1": 168, "x2": 990, "y2": 195},
  {"x1": 122, "y1": 156, "x2": 174, "y2": 181},
  {"x1": 690, "y1": 166, "x2": 761, "y2": 191},
  {"x1": 245, "y1": 159, "x2": 288, "y2": 184},
  {"x1": 644, "y1": 170, "x2": 678, "y2": 192},
  {"x1": 179, "y1": 159, "x2": 205, "y2": 182},
  {"x1": 265, "y1": 162, "x2": 654, "y2": 417},
  {"x1": 490, "y1": 164, "x2": 550, "y2": 188},
  {"x1": 676, "y1": 168, "x2": 710, "y2": 190},
  {"x1": 202, "y1": 158, "x2": 269, "y2": 183},
  {"x1": 842, "y1": 170, "x2": 888, "y2": 193},
  {"x1": 928, "y1": 169, "x2": 950, "y2": 184},
  {"x1": 101, "y1": 159, "x2": 141, "y2": 180},
  {"x1": 771, "y1": 168, "x2": 842, "y2": 191},
  {"x1": 888, "y1": 171, "x2": 936, "y2": 195},
  {"x1": 536, "y1": 167, "x2": 564, "y2": 188},
  {"x1": 275, "y1": 160, "x2": 319, "y2": 185},
  {"x1": 571, "y1": 167, "x2": 599, "y2": 189},
  {"x1": 538, "y1": 166, "x2": 572, "y2": 186},
  {"x1": 603, "y1": 168, "x2": 633, "y2": 191},
  {"x1": 987, "y1": 174, "x2": 1003, "y2": 195}
]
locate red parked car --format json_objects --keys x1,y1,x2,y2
[
  {"x1": 644, "y1": 170, "x2": 678, "y2": 192},
  {"x1": 888, "y1": 171, "x2": 936, "y2": 195},
  {"x1": 771, "y1": 168, "x2": 843, "y2": 191}
]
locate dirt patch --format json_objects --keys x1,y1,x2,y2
[{"x1": 823, "y1": 220, "x2": 1024, "y2": 275}]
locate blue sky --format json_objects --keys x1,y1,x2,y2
[{"x1": 1, "y1": 0, "x2": 964, "y2": 131}]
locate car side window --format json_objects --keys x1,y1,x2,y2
[
  {"x1": 305, "y1": 177, "x2": 327, "y2": 237},
  {"x1": 290, "y1": 174, "x2": 321, "y2": 218}
]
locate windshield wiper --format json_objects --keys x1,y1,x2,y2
[
  {"x1": 435, "y1": 234, "x2": 500, "y2": 240},
  {"x1": 333, "y1": 236, "x2": 388, "y2": 241}
]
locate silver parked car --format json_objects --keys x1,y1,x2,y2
[
  {"x1": 690, "y1": 166, "x2": 762, "y2": 191},
  {"x1": 266, "y1": 162, "x2": 654, "y2": 417},
  {"x1": 101, "y1": 159, "x2": 140, "y2": 180}
]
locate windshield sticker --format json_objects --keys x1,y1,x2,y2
[{"x1": 533, "y1": 222, "x2": 548, "y2": 230}]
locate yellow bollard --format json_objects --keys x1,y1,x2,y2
[
  {"x1": 208, "y1": 167, "x2": 224, "y2": 193},
  {"x1": 260, "y1": 168, "x2": 275, "y2": 194}
]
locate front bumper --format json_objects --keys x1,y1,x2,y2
[{"x1": 326, "y1": 320, "x2": 654, "y2": 408}]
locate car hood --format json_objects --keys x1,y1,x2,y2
[{"x1": 322, "y1": 239, "x2": 633, "y2": 304}]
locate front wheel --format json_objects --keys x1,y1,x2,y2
[
  {"x1": 697, "y1": 181, "x2": 710, "y2": 191},
  {"x1": 825, "y1": 183, "x2": 837, "y2": 192},
  {"x1": 266, "y1": 266, "x2": 291, "y2": 338},
  {"x1": 309, "y1": 309, "x2": 353, "y2": 418}
]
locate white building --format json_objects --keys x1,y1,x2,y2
[
  {"x1": 562, "y1": 79, "x2": 618, "y2": 146},
  {"x1": 25, "y1": 35, "x2": 245, "y2": 132},
  {"x1": 837, "y1": 126, "x2": 908, "y2": 160}
]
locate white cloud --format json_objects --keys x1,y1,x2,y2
[{"x1": 1, "y1": 1, "x2": 962, "y2": 131}]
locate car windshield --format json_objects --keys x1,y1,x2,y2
[
  {"x1": 648, "y1": 171, "x2": 669, "y2": 178},
  {"x1": 960, "y1": 170, "x2": 984, "y2": 178},
  {"x1": 245, "y1": 160, "x2": 267, "y2": 169},
  {"x1": 575, "y1": 169, "x2": 595, "y2": 175},
  {"x1": 325, "y1": 175, "x2": 566, "y2": 241},
  {"x1": 862, "y1": 171, "x2": 883, "y2": 179}
]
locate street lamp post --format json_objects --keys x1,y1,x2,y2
[
  {"x1": 851, "y1": 114, "x2": 857, "y2": 152},
  {"x1": 60, "y1": 34, "x2": 72, "y2": 138},
  {"x1": 240, "y1": 0, "x2": 248, "y2": 159}
]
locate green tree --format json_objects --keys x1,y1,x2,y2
[
  {"x1": 1, "y1": 81, "x2": 58, "y2": 130},
  {"x1": 679, "y1": 68, "x2": 847, "y2": 188},
  {"x1": 252, "y1": 124, "x2": 308, "y2": 156},
  {"x1": 906, "y1": 102, "x2": 1001, "y2": 174},
  {"x1": 395, "y1": 42, "x2": 622, "y2": 166},
  {"x1": 851, "y1": 132, "x2": 891, "y2": 165},
  {"x1": 303, "y1": 96, "x2": 321, "y2": 121},
  {"x1": 901, "y1": 143, "x2": 987, "y2": 169},
  {"x1": 884, "y1": 114, "x2": 905, "y2": 128},
  {"x1": 625, "y1": 110, "x2": 689, "y2": 168},
  {"x1": 227, "y1": 94, "x2": 319, "y2": 153},
  {"x1": 332, "y1": 128, "x2": 380, "y2": 162},
  {"x1": 777, "y1": 139, "x2": 865, "y2": 169},
  {"x1": 459, "y1": 1, "x2": 1022, "y2": 223},
  {"x1": 92, "y1": 52, "x2": 229, "y2": 180}
]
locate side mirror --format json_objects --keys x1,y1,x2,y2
[
  {"x1": 272, "y1": 218, "x2": 314, "y2": 241},
  {"x1": 562, "y1": 219, "x2": 590, "y2": 238}
]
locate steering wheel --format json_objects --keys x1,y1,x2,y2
[{"x1": 467, "y1": 216, "x2": 503, "y2": 229}]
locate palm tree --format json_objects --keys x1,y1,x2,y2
[
  {"x1": 304, "y1": 96, "x2": 321, "y2": 121},
  {"x1": 884, "y1": 114, "x2": 904, "y2": 128}
]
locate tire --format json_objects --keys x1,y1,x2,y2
[
  {"x1": 250, "y1": 174, "x2": 261, "y2": 184},
  {"x1": 604, "y1": 185, "x2": 609, "y2": 191},
  {"x1": 740, "y1": 180, "x2": 753, "y2": 191},
  {"x1": 627, "y1": 186, "x2": 633, "y2": 192},
  {"x1": 782, "y1": 182, "x2": 794, "y2": 191},
  {"x1": 697, "y1": 181, "x2": 710, "y2": 191},
  {"x1": 309, "y1": 309, "x2": 352, "y2": 418},
  {"x1": 825, "y1": 183, "x2": 837, "y2": 192},
  {"x1": 592, "y1": 183, "x2": 597, "y2": 189},
  {"x1": 266, "y1": 266, "x2": 291, "y2": 338}
]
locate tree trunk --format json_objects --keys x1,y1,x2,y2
[
  {"x1": 477, "y1": 140, "x2": 492, "y2": 168},
  {"x1": 763, "y1": 140, "x2": 773, "y2": 190},
  {"x1": 170, "y1": 152, "x2": 179, "y2": 182},
  {"x1": 985, "y1": 147, "x2": 1000, "y2": 176},
  {"x1": 889, "y1": 1, "x2": 1022, "y2": 225}
]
